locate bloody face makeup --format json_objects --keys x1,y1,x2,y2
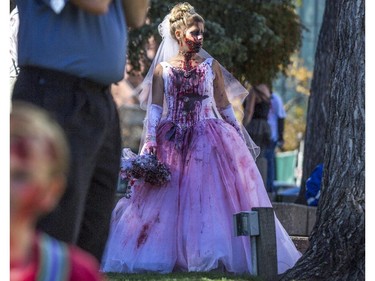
[
  {"x1": 183, "y1": 22, "x2": 204, "y2": 54},
  {"x1": 10, "y1": 133, "x2": 56, "y2": 216}
]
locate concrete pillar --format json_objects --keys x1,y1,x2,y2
[{"x1": 252, "y1": 207, "x2": 278, "y2": 281}]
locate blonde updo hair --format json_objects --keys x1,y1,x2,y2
[{"x1": 169, "y1": 2, "x2": 205, "y2": 41}]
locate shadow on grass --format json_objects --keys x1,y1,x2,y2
[{"x1": 105, "y1": 272, "x2": 264, "y2": 281}]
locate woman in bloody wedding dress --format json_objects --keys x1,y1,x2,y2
[{"x1": 101, "y1": 2, "x2": 301, "y2": 274}]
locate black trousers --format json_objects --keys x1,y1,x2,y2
[{"x1": 12, "y1": 66, "x2": 122, "y2": 263}]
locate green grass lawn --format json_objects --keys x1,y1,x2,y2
[{"x1": 105, "y1": 272, "x2": 264, "y2": 281}]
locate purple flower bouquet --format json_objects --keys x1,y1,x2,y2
[{"x1": 119, "y1": 148, "x2": 171, "y2": 198}]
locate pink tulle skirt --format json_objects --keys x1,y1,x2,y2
[{"x1": 101, "y1": 119, "x2": 301, "y2": 274}]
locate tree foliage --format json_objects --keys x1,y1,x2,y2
[
  {"x1": 127, "y1": 0, "x2": 302, "y2": 86},
  {"x1": 281, "y1": 54, "x2": 312, "y2": 151}
]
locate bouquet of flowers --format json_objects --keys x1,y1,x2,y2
[{"x1": 118, "y1": 148, "x2": 171, "y2": 198}]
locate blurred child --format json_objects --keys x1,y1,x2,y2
[{"x1": 10, "y1": 101, "x2": 103, "y2": 281}]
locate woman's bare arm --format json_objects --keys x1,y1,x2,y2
[
  {"x1": 212, "y1": 60, "x2": 230, "y2": 109},
  {"x1": 122, "y1": 0, "x2": 149, "y2": 28},
  {"x1": 243, "y1": 91, "x2": 255, "y2": 127},
  {"x1": 70, "y1": 0, "x2": 149, "y2": 27},
  {"x1": 70, "y1": 0, "x2": 111, "y2": 15}
]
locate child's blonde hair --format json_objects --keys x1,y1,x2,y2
[{"x1": 10, "y1": 101, "x2": 70, "y2": 178}]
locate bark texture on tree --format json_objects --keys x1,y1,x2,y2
[
  {"x1": 280, "y1": 0, "x2": 365, "y2": 280},
  {"x1": 295, "y1": 0, "x2": 338, "y2": 204}
]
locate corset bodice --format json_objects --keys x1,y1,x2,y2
[{"x1": 160, "y1": 58, "x2": 217, "y2": 130}]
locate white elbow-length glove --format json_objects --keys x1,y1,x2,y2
[
  {"x1": 141, "y1": 104, "x2": 163, "y2": 155},
  {"x1": 218, "y1": 104, "x2": 245, "y2": 140}
]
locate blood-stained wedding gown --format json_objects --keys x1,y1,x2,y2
[{"x1": 101, "y1": 57, "x2": 301, "y2": 274}]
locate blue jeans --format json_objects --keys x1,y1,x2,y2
[
  {"x1": 12, "y1": 66, "x2": 122, "y2": 262},
  {"x1": 264, "y1": 140, "x2": 278, "y2": 192}
]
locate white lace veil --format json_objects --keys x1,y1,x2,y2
[{"x1": 134, "y1": 14, "x2": 260, "y2": 160}]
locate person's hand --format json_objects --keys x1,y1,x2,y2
[
  {"x1": 143, "y1": 145, "x2": 157, "y2": 155},
  {"x1": 277, "y1": 139, "x2": 285, "y2": 150},
  {"x1": 218, "y1": 104, "x2": 245, "y2": 142},
  {"x1": 140, "y1": 138, "x2": 157, "y2": 155}
]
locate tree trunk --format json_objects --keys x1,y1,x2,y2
[
  {"x1": 295, "y1": 0, "x2": 338, "y2": 204},
  {"x1": 280, "y1": 0, "x2": 365, "y2": 280}
]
